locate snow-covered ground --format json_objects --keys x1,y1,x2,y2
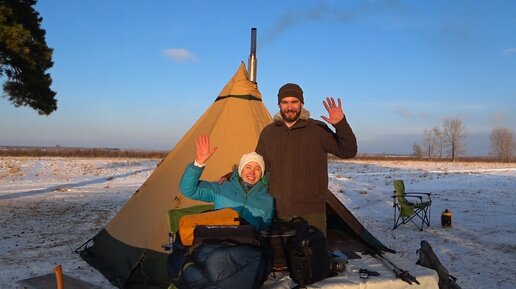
[{"x1": 0, "y1": 157, "x2": 515, "y2": 289}]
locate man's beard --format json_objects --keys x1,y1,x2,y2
[{"x1": 280, "y1": 109, "x2": 301, "y2": 123}]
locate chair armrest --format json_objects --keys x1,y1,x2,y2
[
  {"x1": 405, "y1": 192, "x2": 431, "y2": 200},
  {"x1": 404, "y1": 195, "x2": 423, "y2": 201},
  {"x1": 404, "y1": 192, "x2": 431, "y2": 196},
  {"x1": 393, "y1": 191, "x2": 431, "y2": 197}
]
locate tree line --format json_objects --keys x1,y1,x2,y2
[
  {"x1": 0, "y1": 146, "x2": 168, "y2": 158},
  {"x1": 412, "y1": 118, "x2": 515, "y2": 162}
]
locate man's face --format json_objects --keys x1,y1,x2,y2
[{"x1": 279, "y1": 96, "x2": 303, "y2": 123}]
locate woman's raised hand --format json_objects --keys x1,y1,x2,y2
[{"x1": 196, "y1": 134, "x2": 217, "y2": 165}]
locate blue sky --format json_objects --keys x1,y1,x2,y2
[{"x1": 1, "y1": 0, "x2": 515, "y2": 155}]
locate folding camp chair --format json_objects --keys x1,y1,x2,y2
[{"x1": 392, "y1": 179, "x2": 432, "y2": 231}]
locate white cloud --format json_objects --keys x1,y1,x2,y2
[
  {"x1": 162, "y1": 48, "x2": 197, "y2": 62},
  {"x1": 502, "y1": 47, "x2": 516, "y2": 56},
  {"x1": 396, "y1": 108, "x2": 412, "y2": 118}
]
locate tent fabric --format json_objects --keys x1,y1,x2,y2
[
  {"x1": 326, "y1": 191, "x2": 395, "y2": 254},
  {"x1": 81, "y1": 229, "x2": 170, "y2": 289},
  {"x1": 81, "y1": 61, "x2": 394, "y2": 289},
  {"x1": 103, "y1": 62, "x2": 271, "y2": 251}
]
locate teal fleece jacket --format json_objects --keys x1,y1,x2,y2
[{"x1": 179, "y1": 163, "x2": 274, "y2": 231}]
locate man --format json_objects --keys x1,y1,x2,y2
[{"x1": 256, "y1": 83, "x2": 357, "y2": 234}]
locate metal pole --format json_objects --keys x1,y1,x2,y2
[
  {"x1": 248, "y1": 28, "x2": 257, "y2": 83},
  {"x1": 364, "y1": 250, "x2": 420, "y2": 285}
]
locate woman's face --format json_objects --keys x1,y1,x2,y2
[{"x1": 241, "y1": 161, "x2": 262, "y2": 185}]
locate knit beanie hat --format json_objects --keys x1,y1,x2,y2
[
  {"x1": 278, "y1": 83, "x2": 304, "y2": 104},
  {"x1": 238, "y1": 152, "x2": 265, "y2": 178}
]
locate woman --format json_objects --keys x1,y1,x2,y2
[{"x1": 179, "y1": 134, "x2": 274, "y2": 231}]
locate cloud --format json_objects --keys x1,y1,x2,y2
[
  {"x1": 502, "y1": 47, "x2": 516, "y2": 56},
  {"x1": 395, "y1": 107, "x2": 432, "y2": 120},
  {"x1": 162, "y1": 48, "x2": 197, "y2": 62},
  {"x1": 396, "y1": 108, "x2": 412, "y2": 118},
  {"x1": 489, "y1": 112, "x2": 506, "y2": 123}
]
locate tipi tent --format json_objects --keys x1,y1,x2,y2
[
  {"x1": 80, "y1": 62, "x2": 393, "y2": 289},
  {"x1": 80, "y1": 63, "x2": 272, "y2": 289}
]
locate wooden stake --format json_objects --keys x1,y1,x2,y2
[{"x1": 53, "y1": 264, "x2": 64, "y2": 289}]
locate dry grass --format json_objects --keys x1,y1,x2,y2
[{"x1": 1, "y1": 146, "x2": 513, "y2": 163}]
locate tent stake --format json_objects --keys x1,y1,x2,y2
[{"x1": 53, "y1": 264, "x2": 64, "y2": 289}]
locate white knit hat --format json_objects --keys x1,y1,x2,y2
[{"x1": 238, "y1": 152, "x2": 265, "y2": 178}]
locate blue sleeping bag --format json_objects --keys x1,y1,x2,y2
[{"x1": 169, "y1": 240, "x2": 272, "y2": 289}]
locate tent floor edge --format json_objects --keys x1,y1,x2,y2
[{"x1": 79, "y1": 229, "x2": 170, "y2": 289}]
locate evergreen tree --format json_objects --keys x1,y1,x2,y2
[{"x1": 0, "y1": 0, "x2": 56, "y2": 115}]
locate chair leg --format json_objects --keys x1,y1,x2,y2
[
  {"x1": 414, "y1": 207, "x2": 431, "y2": 230},
  {"x1": 393, "y1": 205, "x2": 431, "y2": 231},
  {"x1": 393, "y1": 215, "x2": 401, "y2": 230}
]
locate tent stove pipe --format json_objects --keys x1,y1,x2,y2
[{"x1": 248, "y1": 28, "x2": 258, "y2": 83}]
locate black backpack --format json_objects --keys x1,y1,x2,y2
[
  {"x1": 260, "y1": 218, "x2": 331, "y2": 286},
  {"x1": 285, "y1": 217, "x2": 331, "y2": 287}
]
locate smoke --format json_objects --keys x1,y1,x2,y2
[{"x1": 262, "y1": 0, "x2": 403, "y2": 46}]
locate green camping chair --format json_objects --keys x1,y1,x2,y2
[{"x1": 392, "y1": 179, "x2": 432, "y2": 231}]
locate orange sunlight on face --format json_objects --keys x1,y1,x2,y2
[
  {"x1": 241, "y1": 161, "x2": 262, "y2": 185},
  {"x1": 279, "y1": 96, "x2": 303, "y2": 124}
]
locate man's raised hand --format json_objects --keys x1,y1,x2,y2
[{"x1": 321, "y1": 97, "x2": 344, "y2": 125}]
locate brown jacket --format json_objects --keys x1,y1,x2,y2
[{"x1": 256, "y1": 109, "x2": 357, "y2": 218}]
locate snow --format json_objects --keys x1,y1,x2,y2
[{"x1": 1, "y1": 157, "x2": 515, "y2": 289}]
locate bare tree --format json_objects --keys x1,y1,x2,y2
[
  {"x1": 421, "y1": 126, "x2": 444, "y2": 160},
  {"x1": 442, "y1": 118, "x2": 467, "y2": 161},
  {"x1": 432, "y1": 126, "x2": 443, "y2": 159},
  {"x1": 490, "y1": 127, "x2": 515, "y2": 162},
  {"x1": 423, "y1": 129, "x2": 435, "y2": 160},
  {"x1": 412, "y1": 143, "x2": 424, "y2": 159}
]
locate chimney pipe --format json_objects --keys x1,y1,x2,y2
[{"x1": 248, "y1": 28, "x2": 257, "y2": 83}]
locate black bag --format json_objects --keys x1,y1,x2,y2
[
  {"x1": 260, "y1": 224, "x2": 296, "y2": 271},
  {"x1": 286, "y1": 217, "x2": 331, "y2": 286},
  {"x1": 193, "y1": 224, "x2": 259, "y2": 246}
]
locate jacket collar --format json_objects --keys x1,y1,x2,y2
[{"x1": 230, "y1": 171, "x2": 268, "y2": 191}]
